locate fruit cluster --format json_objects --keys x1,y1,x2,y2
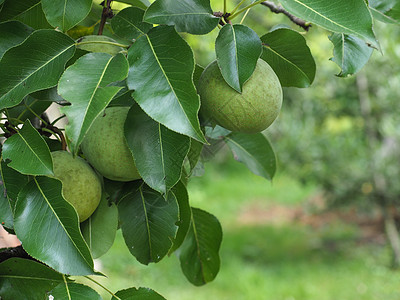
[{"x1": 52, "y1": 59, "x2": 282, "y2": 222}]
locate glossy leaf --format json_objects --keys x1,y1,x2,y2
[
  {"x1": 105, "y1": 180, "x2": 142, "y2": 205},
  {"x1": 112, "y1": 287, "x2": 166, "y2": 300},
  {"x1": 225, "y1": 132, "x2": 276, "y2": 180},
  {"x1": 369, "y1": 0, "x2": 400, "y2": 24},
  {"x1": 76, "y1": 35, "x2": 125, "y2": 56},
  {"x1": 118, "y1": 183, "x2": 179, "y2": 264},
  {"x1": 81, "y1": 194, "x2": 118, "y2": 259},
  {"x1": 48, "y1": 282, "x2": 102, "y2": 300},
  {"x1": 279, "y1": 0, "x2": 378, "y2": 48},
  {"x1": 30, "y1": 86, "x2": 65, "y2": 102},
  {"x1": 215, "y1": 24, "x2": 262, "y2": 93},
  {"x1": 14, "y1": 177, "x2": 94, "y2": 275},
  {"x1": 0, "y1": 180, "x2": 13, "y2": 229},
  {"x1": 260, "y1": 28, "x2": 316, "y2": 87},
  {"x1": 109, "y1": 86, "x2": 135, "y2": 107},
  {"x1": 0, "y1": 30, "x2": 75, "y2": 110},
  {"x1": 178, "y1": 207, "x2": 222, "y2": 286},
  {"x1": 41, "y1": 0, "x2": 92, "y2": 32},
  {"x1": 58, "y1": 52, "x2": 128, "y2": 154},
  {"x1": 144, "y1": 0, "x2": 219, "y2": 35},
  {"x1": 329, "y1": 33, "x2": 373, "y2": 77},
  {"x1": 2, "y1": 120, "x2": 53, "y2": 176},
  {"x1": 0, "y1": 21, "x2": 33, "y2": 60},
  {"x1": 169, "y1": 181, "x2": 191, "y2": 254},
  {"x1": 0, "y1": 160, "x2": 29, "y2": 210},
  {"x1": 127, "y1": 25, "x2": 206, "y2": 142},
  {"x1": 125, "y1": 105, "x2": 191, "y2": 194},
  {"x1": 111, "y1": 6, "x2": 153, "y2": 40},
  {"x1": 0, "y1": 0, "x2": 52, "y2": 29},
  {"x1": 115, "y1": 0, "x2": 150, "y2": 9},
  {"x1": 0, "y1": 258, "x2": 65, "y2": 300}
]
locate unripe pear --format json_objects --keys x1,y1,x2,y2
[
  {"x1": 198, "y1": 59, "x2": 283, "y2": 133},
  {"x1": 81, "y1": 107, "x2": 141, "y2": 182},
  {"x1": 51, "y1": 151, "x2": 102, "y2": 222}
]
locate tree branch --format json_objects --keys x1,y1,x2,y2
[
  {"x1": 261, "y1": 1, "x2": 311, "y2": 31},
  {"x1": 98, "y1": 0, "x2": 113, "y2": 35},
  {"x1": 0, "y1": 245, "x2": 34, "y2": 263}
]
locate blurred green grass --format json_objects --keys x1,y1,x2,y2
[{"x1": 84, "y1": 159, "x2": 400, "y2": 299}]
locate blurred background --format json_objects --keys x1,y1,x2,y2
[{"x1": 85, "y1": 1, "x2": 400, "y2": 299}]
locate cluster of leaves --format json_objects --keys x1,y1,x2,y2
[{"x1": 0, "y1": 0, "x2": 398, "y2": 298}]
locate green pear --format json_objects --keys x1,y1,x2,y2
[
  {"x1": 81, "y1": 107, "x2": 141, "y2": 182},
  {"x1": 197, "y1": 59, "x2": 283, "y2": 133},
  {"x1": 51, "y1": 151, "x2": 102, "y2": 222}
]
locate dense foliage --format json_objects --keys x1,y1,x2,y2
[{"x1": 0, "y1": 0, "x2": 399, "y2": 298}]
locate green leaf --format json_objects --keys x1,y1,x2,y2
[
  {"x1": 104, "y1": 179, "x2": 140, "y2": 205},
  {"x1": 0, "y1": 29, "x2": 75, "y2": 110},
  {"x1": 76, "y1": 35, "x2": 126, "y2": 56},
  {"x1": 168, "y1": 181, "x2": 191, "y2": 254},
  {"x1": 125, "y1": 104, "x2": 191, "y2": 194},
  {"x1": 111, "y1": 7, "x2": 153, "y2": 40},
  {"x1": 186, "y1": 138, "x2": 204, "y2": 175},
  {"x1": 109, "y1": 85, "x2": 135, "y2": 107},
  {"x1": 279, "y1": 0, "x2": 378, "y2": 48},
  {"x1": 58, "y1": 52, "x2": 128, "y2": 155},
  {"x1": 81, "y1": 193, "x2": 118, "y2": 259},
  {"x1": 30, "y1": 86, "x2": 65, "y2": 102},
  {"x1": 118, "y1": 183, "x2": 179, "y2": 264},
  {"x1": 0, "y1": 180, "x2": 13, "y2": 229},
  {"x1": 0, "y1": 20, "x2": 33, "y2": 60},
  {"x1": 193, "y1": 64, "x2": 205, "y2": 88},
  {"x1": 369, "y1": 0, "x2": 400, "y2": 24},
  {"x1": 2, "y1": 120, "x2": 53, "y2": 176},
  {"x1": 0, "y1": 160, "x2": 29, "y2": 210},
  {"x1": 144, "y1": 0, "x2": 219, "y2": 35},
  {"x1": 215, "y1": 24, "x2": 262, "y2": 93},
  {"x1": 224, "y1": 132, "x2": 276, "y2": 180},
  {"x1": 127, "y1": 25, "x2": 206, "y2": 143},
  {"x1": 260, "y1": 28, "x2": 316, "y2": 88},
  {"x1": 0, "y1": 258, "x2": 65, "y2": 299},
  {"x1": 67, "y1": 25, "x2": 95, "y2": 40},
  {"x1": 114, "y1": 0, "x2": 150, "y2": 9},
  {"x1": 178, "y1": 207, "x2": 222, "y2": 286},
  {"x1": 7, "y1": 95, "x2": 52, "y2": 123},
  {"x1": 329, "y1": 33, "x2": 373, "y2": 77},
  {"x1": 48, "y1": 282, "x2": 102, "y2": 300},
  {"x1": 41, "y1": 0, "x2": 92, "y2": 32},
  {"x1": 14, "y1": 177, "x2": 94, "y2": 275},
  {"x1": 112, "y1": 287, "x2": 166, "y2": 300},
  {"x1": 0, "y1": 0, "x2": 52, "y2": 29}
]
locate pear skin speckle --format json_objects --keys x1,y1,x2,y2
[
  {"x1": 198, "y1": 59, "x2": 283, "y2": 133},
  {"x1": 81, "y1": 107, "x2": 141, "y2": 182},
  {"x1": 51, "y1": 151, "x2": 102, "y2": 222}
]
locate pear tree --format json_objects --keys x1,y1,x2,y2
[{"x1": 0, "y1": 0, "x2": 398, "y2": 298}]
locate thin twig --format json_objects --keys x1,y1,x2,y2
[
  {"x1": 50, "y1": 125, "x2": 67, "y2": 151},
  {"x1": 261, "y1": 1, "x2": 311, "y2": 31},
  {"x1": 228, "y1": 0, "x2": 264, "y2": 20},
  {"x1": 98, "y1": 0, "x2": 113, "y2": 35}
]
